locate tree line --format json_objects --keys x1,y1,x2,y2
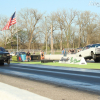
[{"x1": 0, "y1": 8, "x2": 100, "y2": 53}]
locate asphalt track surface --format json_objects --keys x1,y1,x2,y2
[{"x1": 0, "y1": 62, "x2": 100, "y2": 94}]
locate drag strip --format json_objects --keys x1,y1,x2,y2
[{"x1": 0, "y1": 63, "x2": 100, "y2": 94}]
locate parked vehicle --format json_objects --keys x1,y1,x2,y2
[
  {"x1": 0, "y1": 47, "x2": 10, "y2": 65},
  {"x1": 10, "y1": 52, "x2": 15, "y2": 56},
  {"x1": 76, "y1": 44, "x2": 100, "y2": 62}
]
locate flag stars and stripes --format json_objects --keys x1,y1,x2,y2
[{"x1": 2, "y1": 12, "x2": 16, "y2": 31}]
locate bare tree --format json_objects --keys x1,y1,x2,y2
[
  {"x1": 56, "y1": 11, "x2": 64, "y2": 50},
  {"x1": 63, "y1": 9, "x2": 77, "y2": 48},
  {"x1": 76, "y1": 11, "x2": 98, "y2": 47},
  {"x1": 53, "y1": 33, "x2": 61, "y2": 49},
  {"x1": 49, "y1": 13, "x2": 58, "y2": 53},
  {"x1": 18, "y1": 8, "x2": 43, "y2": 50},
  {"x1": 39, "y1": 16, "x2": 51, "y2": 52}
]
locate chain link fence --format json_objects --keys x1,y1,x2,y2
[{"x1": 7, "y1": 48, "x2": 78, "y2": 55}]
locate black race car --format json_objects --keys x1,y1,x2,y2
[{"x1": 0, "y1": 47, "x2": 10, "y2": 65}]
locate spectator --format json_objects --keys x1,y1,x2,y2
[
  {"x1": 62, "y1": 48, "x2": 67, "y2": 56},
  {"x1": 64, "y1": 49, "x2": 67, "y2": 56},
  {"x1": 41, "y1": 51, "x2": 44, "y2": 60},
  {"x1": 26, "y1": 51, "x2": 31, "y2": 61},
  {"x1": 78, "y1": 50, "x2": 80, "y2": 52},
  {"x1": 72, "y1": 49, "x2": 74, "y2": 54},
  {"x1": 62, "y1": 49, "x2": 64, "y2": 55},
  {"x1": 33, "y1": 51, "x2": 35, "y2": 55},
  {"x1": 68, "y1": 50, "x2": 71, "y2": 54}
]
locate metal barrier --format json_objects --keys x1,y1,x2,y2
[{"x1": 31, "y1": 55, "x2": 41, "y2": 61}]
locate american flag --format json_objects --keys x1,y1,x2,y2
[{"x1": 2, "y1": 12, "x2": 16, "y2": 31}]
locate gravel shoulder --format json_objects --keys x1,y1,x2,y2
[{"x1": 0, "y1": 74, "x2": 100, "y2": 100}]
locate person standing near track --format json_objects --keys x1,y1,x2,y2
[
  {"x1": 41, "y1": 51, "x2": 44, "y2": 60},
  {"x1": 64, "y1": 49, "x2": 67, "y2": 56},
  {"x1": 62, "y1": 49, "x2": 64, "y2": 55},
  {"x1": 62, "y1": 48, "x2": 67, "y2": 56}
]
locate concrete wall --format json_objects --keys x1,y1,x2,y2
[
  {"x1": 44, "y1": 54, "x2": 76, "y2": 60},
  {"x1": 44, "y1": 55, "x2": 63, "y2": 60}
]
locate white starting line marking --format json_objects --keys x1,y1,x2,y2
[{"x1": 0, "y1": 82, "x2": 52, "y2": 100}]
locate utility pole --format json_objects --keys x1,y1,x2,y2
[
  {"x1": 51, "y1": 24, "x2": 53, "y2": 54},
  {"x1": 45, "y1": 17, "x2": 47, "y2": 54},
  {"x1": 60, "y1": 27, "x2": 63, "y2": 50}
]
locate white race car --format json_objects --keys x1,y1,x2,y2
[{"x1": 76, "y1": 44, "x2": 100, "y2": 62}]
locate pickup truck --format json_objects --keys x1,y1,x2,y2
[
  {"x1": 76, "y1": 44, "x2": 100, "y2": 62},
  {"x1": 0, "y1": 47, "x2": 10, "y2": 65}
]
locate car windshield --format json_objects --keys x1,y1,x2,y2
[{"x1": 0, "y1": 47, "x2": 5, "y2": 52}]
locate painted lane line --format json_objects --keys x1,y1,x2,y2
[{"x1": 0, "y1": 82, "x2": 52, "y2": 100}]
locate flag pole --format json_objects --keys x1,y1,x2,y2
[{"x1": 16, "y1": 11, "x2": 18, "y2": 52}]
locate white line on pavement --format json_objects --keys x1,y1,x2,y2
[{"x1": 0, "y1": 82, "x2": 52, "y2": 100}]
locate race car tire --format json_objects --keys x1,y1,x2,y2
[
  {"x1": 7, "y1": 59, "x2": 10, "y2": 65},
  {"x1": 0, "y1": 60, "x2": 4, "y2": 65},
  {"x1": 94, "y1": 58, "x2": 100, "y2": 62},
  {"x1": 91, "y1": 52, "x2": 96, "y2": 60}
]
